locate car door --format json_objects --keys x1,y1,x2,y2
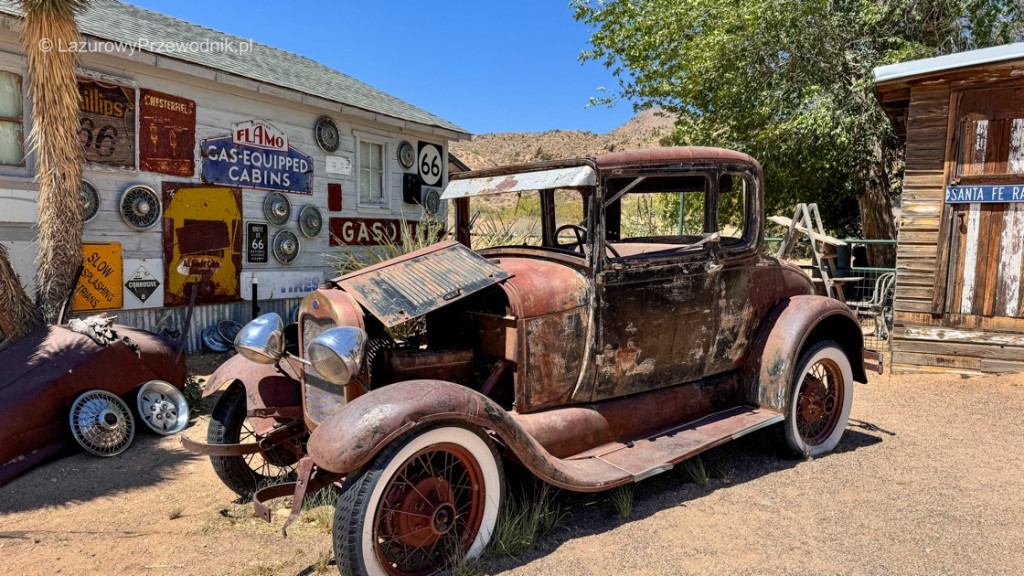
[{"x1": 588, "y1": 177, "x2": 720, "y2": 402}]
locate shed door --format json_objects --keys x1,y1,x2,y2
[{"x1": 945, "y1": 85, "x2": 1024, "y2": 317}]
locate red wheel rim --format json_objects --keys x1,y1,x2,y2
[
  {"x1": 374, "y1": 442, "x2": 486, "y2": 575},
  {"x1": 796, "y1": 358, "x2": 845, "y2": 445}
]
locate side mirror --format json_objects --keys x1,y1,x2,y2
[{"x1": 234, "y1": 313, "x2": 285, "y2": 364}]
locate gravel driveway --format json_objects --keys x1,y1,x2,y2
[{"x1": 1, "y1": 370, "x2": 1021, "y2": 575}]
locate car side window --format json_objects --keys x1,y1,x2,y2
[
  {"x1": 604, "y1": 174, "x2": 711, "y2": 260},
  {"x1": 717, "y1": 171, "x2": 757, "y2": 255}
]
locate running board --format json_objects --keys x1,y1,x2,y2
[{"x1": 566, "y1": 406, "x2": 783, "y2": 483}]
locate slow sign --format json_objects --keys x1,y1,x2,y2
[
  {"x1": 78, "y1": 79, "x2": 135, "y2": 168},
  {"x1": 73, "y1": 243, "x2": 123, "y2": 312}
]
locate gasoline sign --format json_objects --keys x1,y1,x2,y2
[{"x1": 125, "y1": 265, "x2": 160, "y2": 303}]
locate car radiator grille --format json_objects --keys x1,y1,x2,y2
[{"x1": 301, "y1": 315, "x2": 346, "y2": 426}]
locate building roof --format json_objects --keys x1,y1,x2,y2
[
  {"x1": 0, "y1": 0, "x2": 468, "y2": 137},
  {"x1": 874, "y1": 42, "x2": 1024, "y2": 85}
]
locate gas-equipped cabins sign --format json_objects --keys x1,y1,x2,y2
[{"x1": 201, "y1": 120, "x2": 314, "y2": 194}]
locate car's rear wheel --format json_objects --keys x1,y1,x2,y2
[
  {"x1": 783, "y1": 340, "x2": 853, "y2": 457},
  {"x1": 207, "y1": 383, "x2": 298, "y2": 498},
  {"x1": 333, "y1": 425, "x2": 504, "y2": 576}
]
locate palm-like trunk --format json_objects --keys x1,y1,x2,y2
[
  {"x1": 0, "y1": 243, "x2": 39, "y2": 342},
  {"x1": 21, "y1": 0, "x2": 88, "y2": 323}
]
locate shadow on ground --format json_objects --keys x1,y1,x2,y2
[
  {"x1": 0, "y1": 427, "x2": 202, "y2": 515},
  {"x1": 479, "y1": 422, "x2": 888, "y2": 573}
]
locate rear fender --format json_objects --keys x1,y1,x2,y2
[
  {"x1": 744, "y1": 295, "x2": 867, "y2": 412},
  {"x1": 201, "y1": 354, "x2": 302, "y2": 435},
  {"x1": 307, "y1": 380, "x2": 630, "y2": 492}
]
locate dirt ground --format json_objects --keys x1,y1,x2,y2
[{"x1": 1, "y1": 360, "x2": 1022, "y2": 576}]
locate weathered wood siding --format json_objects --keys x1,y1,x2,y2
[{"x1": 890, "y1": 74, "x2": 1024, "y2": 375}]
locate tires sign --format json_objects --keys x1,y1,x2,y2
[
  {"x1": 247, "y1": 222, "x2": 268, "y2": 263},
  {"x1": 418, "y1": 142, "x2": 443, "y2": 186}
]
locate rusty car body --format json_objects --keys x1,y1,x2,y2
[
  {"x1": 189, "y1": 147, "x2": 867, "y2": 576},
  {"x1": 0, "y1": 323, "x2": 187, "y2": 485}
]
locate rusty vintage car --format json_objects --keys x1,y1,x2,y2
[
  {"x1": 187, "y1": 147, "x2": 866, "y2": 576},
  {"x1": 0, "y1": 321, "x2": 188, "y2": 486}
]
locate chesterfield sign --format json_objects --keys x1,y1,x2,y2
[{"x1": 201, "y1": 120, "x2": 313, "y2": 194}]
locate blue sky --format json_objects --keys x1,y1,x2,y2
[{"x1": 129, "y1": 0, "x2": 637, "y2": 136}]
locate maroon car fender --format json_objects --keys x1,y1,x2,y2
[
  {"x1": 201, "y1": 354, "x2": 303, "y2": 434},
  {"x1": 307, "y1": 380, "x2": 634, "y2": 493},
  {"x1": 744, "y1": 295, "x2": 867, "y2": 412}
]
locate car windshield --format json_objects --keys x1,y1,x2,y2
[{"x1": 461, "y1": 188, "x2": 588, "y2": 252}]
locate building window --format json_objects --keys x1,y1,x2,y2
[
  {"x1": 358, "y1": 137, "x2": 386, "y2": 206},
  {"x1": 0, "y1": 71, "x2": 24, "y2": 166},
  {"x1": 954, "y1": 85, "x2": 1024, "y2": 181}
]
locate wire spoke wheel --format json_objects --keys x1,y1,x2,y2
[
  {"x1": 795, "y1": 360, "x2": 844, "y2": 445},
  {"x1": 208, "y1": 383, "x2": 300, "y2": 497},
  {"x1": 334, "y1": 426, "x2": 503, "y2": 576},
  {"x1": 375, "y1": 443, "x2": 486, "y2": 575},
  {"x1": 784, "y1": 340, "x2": 854, "y2": 457},
  {"x1": 69, "y1": 390, "x2": 136, "y2": 457}
]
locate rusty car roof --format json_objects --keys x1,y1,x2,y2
[{"x1": 595, "y1": 147, "x2": 759, "y2": 170}]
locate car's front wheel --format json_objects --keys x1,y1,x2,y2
[
  {"x1": 207, "y1": 383, "x2": 299, "y2": 498},
  {"x1": 333, "y1": 425, "x2": 504, "y2": 576},
  {"x1": 783, "y1": 340, "x2": 854, "y2": 457}
]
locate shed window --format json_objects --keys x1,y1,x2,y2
[
  {"x1": 0, "y1": 71, "x2": 24, "y2": 166},
  {"x1": 358, "y1": 138, "x2": 386, "y2": 206},
  {"x1": 955, "y1": 86, "x2": 1024, "y2": 181}
]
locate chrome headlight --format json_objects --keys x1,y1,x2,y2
[
  {"x1": 306, "y1": 326, "x2": 368, "y2": 385},
  {"x1": 233, "y1": 313, "x2": 285, "y2": 364}
]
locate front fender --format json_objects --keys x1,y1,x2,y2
[
  {"x1": 744, "y1": 295, "x2": 867, "y2": 412},
  {"x1": 201, "y1": 354, "x2": 303, "y2": 434},
  {"x1": 307, "y1": 380, "x2": 631, "y2": 492}
]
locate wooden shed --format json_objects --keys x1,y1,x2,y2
[{"x1": 875, "y1": 43, "x2": 1024, "y2": 374}]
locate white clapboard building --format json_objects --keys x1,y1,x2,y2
[{"x1": 0, "y1": 1, "x2": 467, "y2": 351}]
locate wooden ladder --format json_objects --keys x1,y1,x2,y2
[{"x1": 769, "y1": 203, "x2": 863, "y2": 302}]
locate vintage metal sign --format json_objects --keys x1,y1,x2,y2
[
  {"x1": 78, "y1": 79, "x2": 136, "y2": 167},
  {"x1": 240, "y1": 270, "x2": 323, "y2": 300},
  {"x1": 201, "y1": 120, "x2": 313, "y2": 194},
  {"x1": 124, "y1": 264, "x2": 160, "y2": 304},
  {"x1": 162, "y1": 183, "x2": 243, "y2": 306},
  {"x1": 329, "y1": 217, "x2": 420, "y2": 247},
  {"x1": 946, "y1": 184, "x2": 1024, "y2": 203},
  {"x1": 246, "y1": 222, "x2": 269, "y2": 263},
  {"x1": 418, "y1": 142, "x2": 443, "y2": 186},
  {"x1": 139, "y1": 90, "x2": 196, "y2": 177},
  {"x1": 73, "y1": 243, "x2": 123, "y2": 312}
]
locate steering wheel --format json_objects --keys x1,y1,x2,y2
[
  {"x1": 555, "y1": 224, "x2": 587, "y2": 255},
  {"x1": 554, "y1": 223, "x2": 622, "y2": 258}
]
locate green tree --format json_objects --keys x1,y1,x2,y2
[{"x1": 573, "y1": 0, "x2": 1024, "y2": 266}]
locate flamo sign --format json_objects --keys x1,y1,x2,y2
[{"x1": 201, "y1": 119, "x2": 313, "y2": 194}]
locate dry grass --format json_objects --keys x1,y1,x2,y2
[{"x1": 21, "y1": 2, "x2": 87, "y2": 323}]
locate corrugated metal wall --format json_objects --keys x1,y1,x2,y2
[{"x1": 110, "y1": 297, "x2": 304, "y2": 354}]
